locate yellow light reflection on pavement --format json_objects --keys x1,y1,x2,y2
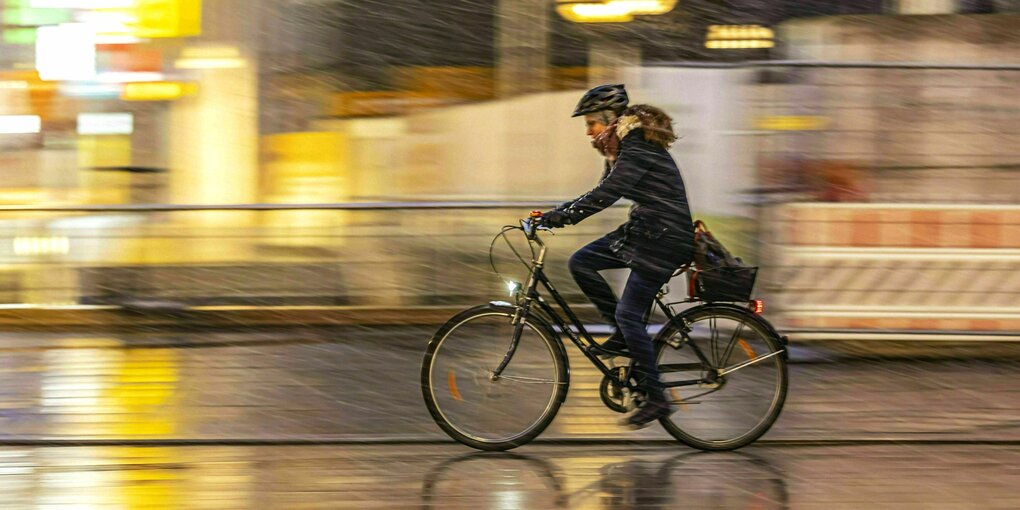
[{"x1": 42, "y1": 344, "x2": 179, "y2": 438}]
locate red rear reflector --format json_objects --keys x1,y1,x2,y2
[{"x1": 750, "y1": 299, "x2": 764, "y2": 314}]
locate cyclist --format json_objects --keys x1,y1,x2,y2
[{"x1": 540, "y1": 85, "x2": 695, "y2": 429}]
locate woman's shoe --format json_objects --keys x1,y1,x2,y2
[
  {"x1": 588, "y1": 331, "x2": 630, "y2": 359},
  {"x1": 619, "y1": 391, "x2": 674, "y2": 430}
]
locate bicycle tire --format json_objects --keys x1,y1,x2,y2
[
  {"x1": 421, "y1": 303, "x2": 570, "y2": 451},
  {"x1": 654, "y1": 304, "x2": 788, "y2": 451}
]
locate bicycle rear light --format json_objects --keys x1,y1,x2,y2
[{"x1": 750, "y1": 299, "x2": 764, "y2": 314}]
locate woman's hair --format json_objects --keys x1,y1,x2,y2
[
  {"x1": 622, "y1": 104, "x2": 677, "y2": 148},
  {"x1": 594, "y1": 110, "x2": 618, "y2": 125}
]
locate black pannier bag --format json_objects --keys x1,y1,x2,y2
[{"x1": 686, "y1": 220, "x2": 758, "y2": 302}]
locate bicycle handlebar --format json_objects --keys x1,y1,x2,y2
[{"x1": 522, "y1": 210, "x2": 551, "y2": 242}]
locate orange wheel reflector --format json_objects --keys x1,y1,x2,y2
[
  {"x1": 738, "y1": 339, "x2": 757, "y2": 359},
  {"x1": 447, "y1": 371, "x2": 463, "y2": 401},
  {"x1": 671, "y1": 388, "x2": 689, "y2": 412}
]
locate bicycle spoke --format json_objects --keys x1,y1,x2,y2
[
  {"x1": 719, "y1": 349, "x2": 784, "y2": 376},
  {"x1": 669, "y1": 386, "x2": 721, "y2": 404},
  {"x1": 423, "y1": 307, "x2": 566, "y2": 450},
  {"x1": 657, "y1": 306, "x2": 788, "y2": 451},
  {"x1": 494, "y1": 375, "x2": 561, "y2": 384},
  {"x1": 719, "y1": 321, "x2": 747, "y2": 368}
]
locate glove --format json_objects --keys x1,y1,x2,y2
[{"x1": 540, "y1": 210, "x2": 569, "y2": 228}]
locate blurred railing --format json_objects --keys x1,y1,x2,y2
[{"x1": 0, "y1": 202, "x2": 648, "y2": 310}]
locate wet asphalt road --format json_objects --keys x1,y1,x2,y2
[
  {"x1": 0, "y1": 443, "x2": 1016, "y2": 508},
  {"x1": 0, "y1": 326, "x2": 1015, "y2": 508},
  {"x1": 0, "y1": 326, "x2": 1015, "y2": 442}
]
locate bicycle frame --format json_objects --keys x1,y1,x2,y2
[{"x1": 492, "y1": 223, "x2": 720, "y2": 391}]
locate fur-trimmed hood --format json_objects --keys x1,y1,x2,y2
[
  {"x1": 616, "y1": 105, "x2": 677, "y2": 148},
  {"x1": 614, "y1": 114, "x2": 643, "y2": 140}
]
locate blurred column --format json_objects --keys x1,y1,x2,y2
[
  {"x1": 496, "y1": 0, "x2": 550, "y2": 97},
  {"x1": 168, "y1": 0, "x2": 261, "y2": 262},
  {"x1": 168, "y1": 63, "x2": 258, "y2": 205}
]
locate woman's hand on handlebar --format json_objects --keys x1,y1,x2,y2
[{"x1": 537, "y1": 210, "x2": 569, "y2": 228}]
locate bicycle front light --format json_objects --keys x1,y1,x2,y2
[{"x1": 507, "y1": 281, "x2": 521, "y2": 296}]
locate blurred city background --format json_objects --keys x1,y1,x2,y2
[
  {"x1": 0, "y1": 0, "x2": 1018, "y2": 339},
  {"x1": 0, "y1": 1, "x2": 1019, "y2": 508}
]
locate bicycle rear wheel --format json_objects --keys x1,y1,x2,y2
[
  {"x1": 655, "y1": 305, "x2": 787, "y2": 451},
  {"x1": 421, "y1": 304, "x2": 569, "y2": 451}
]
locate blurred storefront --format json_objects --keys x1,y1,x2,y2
[{"x1": 752, "y1": 13, "x2": 1020, "y2": 337}]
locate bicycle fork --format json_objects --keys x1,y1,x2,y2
[{"x1": 492, "y1": 244, "x2": 547, "y2": 381}]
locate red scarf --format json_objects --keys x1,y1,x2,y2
[{"x1": 591, "y1": 119, "x2": 621, "y2": 163}]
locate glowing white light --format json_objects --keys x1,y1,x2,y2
[
  {"x1": 60, "y1": 83, "x2": 122, "y2": 98},
  {"x1": 77, "y1": 113, "x2": 134, "y2": 135},
  {"x1": 13, "y1": 236, "x2": 70, "y2": 256},
  {"x1": 0, "y1": 81, "x2": 29, "y2": 90},
  {"x1": 31, "y1": 0, "x2": 136, "y2": 8},
  {"x1": 615, "y1": 0, "x2": 674, "y2": 15},
  {"x1": 507, "y1": 281, "x2": 521, "y2": 296},
  {"x1": 35, "y1": 24, "x2": 97, "y2": 81},
  {"x1": 0, "y1": 115, "x2": 42, "y2": 134},
  {"x1": 571, "y1": 2, "x2": 633, "y2": 17},
  {"x1": 561, "y1": 0, "x2": 676, "y2": 21}
]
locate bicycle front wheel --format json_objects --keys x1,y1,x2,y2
[
  {"x1": 656, "y1": 305, "x2": 788, "y2": 451},
  {"x1": 421, "y1": 304, "x2": 569, "y2": 451}
]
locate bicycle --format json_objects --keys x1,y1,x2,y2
[{"x1": 421, "y1": 213, "x2": 789, "y2": 451}]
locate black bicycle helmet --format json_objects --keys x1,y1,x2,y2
[{"x1": 572, "y1": 84, "x2": 629, "y2": 117}]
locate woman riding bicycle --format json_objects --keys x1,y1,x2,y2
[{"x1": 540, "y1": 84, "x2": 695, "y2": 429}]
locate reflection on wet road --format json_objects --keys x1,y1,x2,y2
[
  {"x1": 0, "y1": 327, "x2": 1016, "y2": 442},
  {"x1": 0, "y1": 443, "x2": 1015, "y2": 508},
  {"x1": 0, "y1": 328, "x2": 1016, "y2": 507}
]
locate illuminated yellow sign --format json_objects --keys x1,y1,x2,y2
[
  {"x1": 556, "y1": 0, "x2": 677, "y2": 23},
  {"x1": 132, "y1": 0, "x2": 202, "y2": 38},
  {"x1": 121, "y1": 81, "x2": 197, "y2": 101},
  {"x1": 705, "y1": 24, "x2": 775, "y2": 49},
  {"x1": 755, "y1": 115, "x2": 829, "y2": 131}
]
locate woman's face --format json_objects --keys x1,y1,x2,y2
[{"x1": 584, "y1": 113, "x2": 609, "y2": 139}]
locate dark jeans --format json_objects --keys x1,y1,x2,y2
[{"x1": 568, "y1": 236, "x2": 670, "y2": 391}]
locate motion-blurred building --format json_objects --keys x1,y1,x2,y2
[{"x1": 0, "y1": 0, "x2": 1017, "y2": 335}]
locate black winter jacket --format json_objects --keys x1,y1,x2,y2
[{"x1": 556, "y1": 128, "x2": 695, "y2": 278}]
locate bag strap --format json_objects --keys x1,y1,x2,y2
[{"x1": 671, "y1": 262, "x2": 692, "y2": 278}]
